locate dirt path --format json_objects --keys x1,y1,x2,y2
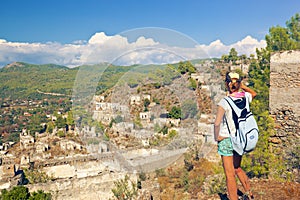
[{"x1": 204, "y1": 178, "x2": 300, "y2": 200}]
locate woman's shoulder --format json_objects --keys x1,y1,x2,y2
[
  {"x1": 244, "y1": 91, "x2": 253, "y2": 102},
  {"x1": 218, "y1": 97, "x2": 230, "y2": 109}
]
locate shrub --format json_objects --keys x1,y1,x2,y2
[
  {"x1": 168, "y1": 106, "x2": 181, "y2": 119},
  {"x1": 29, "y1": 190, "x2": 52, "y2": 200},
  {"x1": 168, "y1": 129, "x2": 178, "y2": 139},
  {"x1": 202, "y1": 174, "x2": 226, "y2": 195},
  {"x1": 57, "y1": 130, "x2": 65, "y2": 137},
  {"x1": 111, "y1": 175, "x2": 137, "y2": 200},
  {"x1": 0, "y1": 186, "x2": 52, "y2": 200},
  {"x1": 23, "y1": 169, "x2": 52, "y2": 184}
]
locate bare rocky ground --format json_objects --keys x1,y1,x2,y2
[
  {"x1": 199, "y1": 179, "x2": 300, "y2": 200},
  {"x1": 153, "y1": 149, "x2": 300, "y2": 200}
]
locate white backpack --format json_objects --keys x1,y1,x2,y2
[{"x1": 224, "y1": 96, "x2": 259, "y2": 155}]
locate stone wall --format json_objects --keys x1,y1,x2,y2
[
  {"x1": 27, "y1": 172, "x2": 137, "y2": 200},
  {"x1": 270, "y1": 50, "x2": 300, "y2": 147}
]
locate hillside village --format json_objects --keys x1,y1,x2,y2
[
  {"x1": 0, "y1": 58, "x2": 256, "y2": 199},
  {"x1": 0, "y1": 50, "x2": 299, "y2": 199}
]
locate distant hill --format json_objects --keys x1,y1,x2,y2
[
  {"x1": 0, "y1": 62, "x2": 78, "y2": 99},
  {"x1": 0, "y1": 59, "x2": 209, "y2": 100}
]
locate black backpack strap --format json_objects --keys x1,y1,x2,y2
[
  {"x1": 224, "y1": 97, "x2": 239, "y2": 130},
  {"x1": 223, "y1": 115, "x2": 232, "y2": 136},
  {"x1": 225, "y1": 96, "x2": 243, "y2": 116}
]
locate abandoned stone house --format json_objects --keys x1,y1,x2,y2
[
  {"x1": 130, "y1": 94, "x2": 151, "y2": 106},
  {"x1": 81, "y1": 126, "x2": 97, "y2": 138},
  {"x1": 95, "y1": 102, "x2": 128, "y2": 112},
  {"x1": 140, "y1": 111, "x2": 151, "y2": 121},
  {"x1": 86, "y1": 141, "x2": 110, "y2": 154},
  {"x1": 112, "y1": 122, "x2": 134, "y2": 135},
  {"x1": 142, "y1": 94, "x2": 151, "y2": 101},
  {"x1": 0, "y1": 142, "x2": 14, "y2": 151},
  {"x1": 20, "y1": 128, "x2": 35, "y2": 150},
  {"x1": 191, "y1": 73, "x2": 205, "y2": 84},
  {"x1": 20, "y1": 154, "x2": 30, "y2": 167},
  {"x1": 35, "y1": 141, "x2": 50, "y2": 154},
  {"x1": 229, "y1": 63, "x2": 249, "y2": 73},
  {"x1": 59, "y1": 140, "x2": 83, "y2": 151},
  {"x1": 130, "y1": 95, "x2": 141, "y2": 105},
  {"x1": 93, "y1": 101, "x2": 129, "y2": 125},
  {"x1": 93, "y1": 95, "x2": 105, "y2": 102}
]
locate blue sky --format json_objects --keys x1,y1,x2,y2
[
  {"x1": 1, "y1": 0, "x2": 299, "y2": 44},
  {"x1": 0, "y1": 0, "x2": 299, "y2": 67}
]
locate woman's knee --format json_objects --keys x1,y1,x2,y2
[
  {"x1": 234, "y1": 167, "x2": 243, "y2": 174},
  {"x1": 224, "y1": 168, "x2": 236, "y2": 179}
]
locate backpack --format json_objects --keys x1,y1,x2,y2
[{"x1": 224, "y1": 96, "x2": 259, "y2": 155}]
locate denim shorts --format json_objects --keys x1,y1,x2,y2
[{"x1": 218, "y1": 137, "x2": 233, "y2": 156}]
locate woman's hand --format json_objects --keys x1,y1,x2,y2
[{"x1": 240, "y1": 82, "x2": 257, "y2": 99}]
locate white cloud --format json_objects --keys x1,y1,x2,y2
[
  {"x1": 135, "y1": 36, "x2": 158, "y2": 46},
  {"x1": 231, "y1": 35, "x2": 266, "y2": 55},
  {"x1": 0, "y1": 32, "x2": 266, "y2": 68},
  {"x1": 88, "y1": 32, "x2": 113, "y2": 44}
]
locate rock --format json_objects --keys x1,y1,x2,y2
[{"x1": 269, "y1": 137, "x2": 282, "y2": 144}]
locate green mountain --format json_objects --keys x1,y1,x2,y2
[
  {"x1": 0, "y1": 60, "x2": 206, "y2": 100},
  {"x1": 0, "y1": 62, "x2": 78, "y2": 99}
]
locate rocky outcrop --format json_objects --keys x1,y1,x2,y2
[{"x1": 27, "y1": 172, "x2": 137, "y2": 200}]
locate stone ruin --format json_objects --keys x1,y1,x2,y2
[
  {"x1": 269, "y1": 50, "x2": 300, "y2": 147},
  {"x1": 19, "y1": 128, "x2": 35, "y2": 150}
]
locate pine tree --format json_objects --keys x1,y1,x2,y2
[{"x1": 244, "y1": 13, "x2": 300, "y2": 179}]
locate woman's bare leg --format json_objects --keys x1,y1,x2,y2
[
  {"x1": 233, "y1": 154, "x2": 253, "y2": 197},
  {"x1": 222, "y1": 155, "x2": 238, "y2": 200}
]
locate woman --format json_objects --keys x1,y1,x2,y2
[{"x1": 214, "y1": 72, "x2": 256, "y2": 200}]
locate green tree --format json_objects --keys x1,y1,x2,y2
[
  {"x1": 178, "y1": 61, "x2": 196, "y2": 75},
  {"x1": 178, "y1": 61, "x2": 187, "y2": 74},
  {"x1": 265, "y1": 26, "x2": 295, "y2": 51},
  {"x1": 286, "y1": 13, "x2": 300, "y2": 48},
  {"x1": 221, "y1": 54, "x2": 229, "y2": 62},
  {"x1": 244, "y1": 13, "x2": 300, "y2": 179},
  {"x1": 248, "y1": 48, "x2": 270, "y2": 114},
  {"x1": 243, "y1": 111, "x2": 275, "y2": 178},
  {"x1": 46, "y1": 121, "x2": 54, "y2": 133},
  {"x1": 159, "y1": 126, "x2": 168, "y2": 135},
  {"x1": 28, "y1": 114, "x2": 45, "y2": 134},
  {"x1": 228, "y1": 48, "x2": 238, "y2": 63},
  {"x1": 188, "y1": 78, "x2": 197, "y2": 91},
  {"x1": 168, "y1": 106, "x2": 181, "y2": 119},
  {"x1": 55, "y1": 115, "x2": 66, "y2": 129},
  {"x1": 244, "y1": 37, "x2": 278, "y2": 178},
  {"x1": 239, "y1": 54, "x2": 247, "y2": 61},
  {"x1": 0, "y1": 186, "x2": 30, "y2": 200},
  {"x1": 185, "y1": 61, "x2": 196, "y2": 74},
  {"x1": 66, "y1": 111, "x2": 75, "y2": 129},
  {"x1": 221, "y1": 48, "x2": 239, "y2": 64},
  {"x1": 168, "y1": 129, "x2": 178, "y2": 139},
  {"x1": 143, "y1": 98, "x2": 150, "y2": 111},
  {"x1": 265, "y1": 13, "x2": 300, "y2": 52}
]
